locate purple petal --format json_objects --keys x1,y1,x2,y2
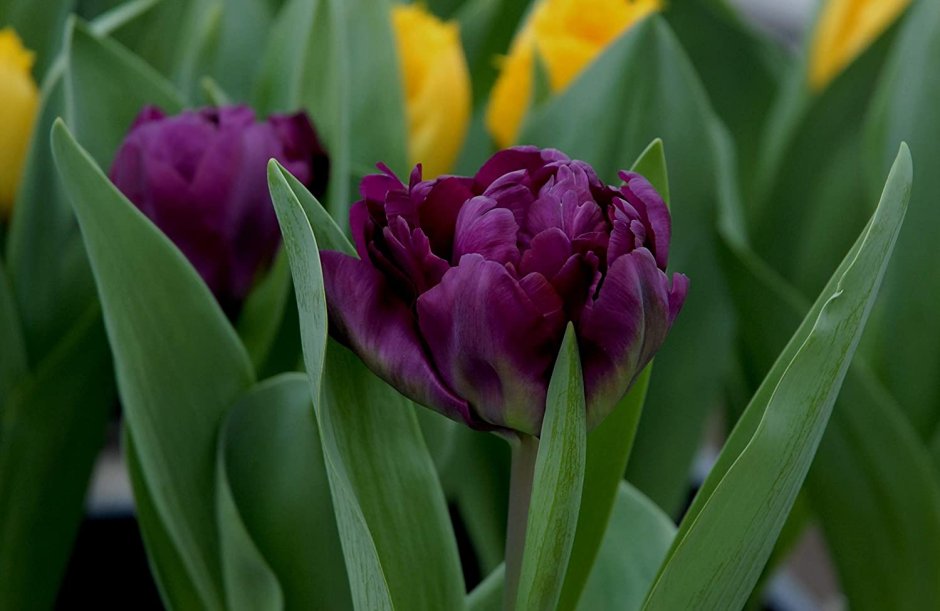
[
  {"x1": 452, "y1": 196, "x2": 520, "y2": 266},
  {"x1": 618, "y1": 171, "x2": 671, "y2": 269},
  {"x1": 474, "y1": 145, "x2": 569, "y2": 190},
  {"x1": 417, "y1": 254, "x2": 565, "y2": 434},
  {"x1": 321, "y1": 251, "x2": 476, "y2": 427},
  {"x1": 577, "y1": 248, "x2": 683, "y2": 428},
  {"x1": 418, "y1": 176, "x2": 475, "y2": 258}
]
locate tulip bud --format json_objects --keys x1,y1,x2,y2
[
  {"x1": 321, "y1": 146, "x2": 687, "y2": 435},
  {"x1": 110, "y1": 105, "x2": 329, "y2": 314},
  {"x1": 392, "y1": 4, "x2": 471, "y2": 178},
  {"x1": 809, "y1": 0, "x2": 910, "y2": 91},
  {"x1": 486, "y1": 0, "x2": 660, "y2": 148},
  {"x1": 0, "y1": 28, "x2": 39, "y2": 217}
]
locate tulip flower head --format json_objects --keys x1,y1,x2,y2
[
  {"x1": 322, "y1": 146, "x2": 687, "y2": 436},
  {"x1": 486, "y1": 0, "x2": 660, "y2": 148},
  {"x1": 110, "y1": 105, "x2": 329, "y2": 314},
  {"x1": 392, "y1": 4, "x2": 471, "y2": 179},
  {"x1": 809, "y1": 0, "x2": 910, "y2": 91},
  {"x1": 0, "y1": 27, "x2": 39, "y2": 217}
]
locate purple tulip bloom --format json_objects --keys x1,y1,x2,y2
[
  {"x1": 110, "y1": 105, "x2": 329, "y2": 314},
  {"x1": 323, "y1": 146, "x2": 687, "y2": 435}
]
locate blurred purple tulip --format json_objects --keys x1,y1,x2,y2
[
  {"x1": 323, "y1": 146, "x2": 687, "y2": 435},
  {"x1": 110, "y1": 105, "x2": 329, "y2": 314}
]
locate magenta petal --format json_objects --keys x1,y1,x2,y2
[
  {"x1": 577, "y1": 248, "x2": 681, "y2": 427},
  {"x1": 474, "y1": 146, "x2": 568, "y2": 189},
  {"x1": 321, "y1": 251, "x2": 476, "y2": 427},
  {"x1": 417, "y1": 254, "x2": 565, "y2": 434},
  {"x1": 418, "y1": 176, "x2": 475, "y2": 258}
]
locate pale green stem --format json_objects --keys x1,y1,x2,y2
[{"x1": 503, "y1": 434, "x2": 540, "y2": 611}]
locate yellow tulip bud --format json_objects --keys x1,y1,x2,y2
[
  {"x1": 0, "y1": 28, "x2": 39, "y2": 217},
  {"x1": 392, "y1": 4, "x2": 471, "y2": 179},
  {"x1": 809, "y1": 0, "x2": 910, "y2": 91},
  {"x1": 486, "y1": 0, "x2": 660, "y2": 148}
]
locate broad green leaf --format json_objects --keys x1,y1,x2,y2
[
  {"x1": 216, "y1": 402, "x2": 283, "y2": 611},
  {"x1": 748, "y1": 5, "x2": 902, "y2": 299},
  {"x1": 271, "y1": 165, "x2": 464, "y2": 611},
  {"x1": 456, "y1": 0, "x2": 532, "y2": 104},
  {"x1": 64, "y1": 19, "x2": 184, "y2": 167},
  {"x1": 126, "y1": 430, "x2": 204, "y2": 611},
  {"x1": 467, "y1": 482, "x2": 674, "y2": 611},
  {"x1": 521, "y1": 16, "x2": 735, "y2": 516},
  {"x1": 53, "y1": 121, "x2": 256, "y2": 610},
  {"x1": 236, "y1": 250, "x2": 294, "y2": 371},
  {"x1": 272, "y1": 160, "x2": 356, "y2": 256},
  {"x1": 443, "y1": 426, "x2": 511, "y2": 574},
  {"x1": 267, "y1": 162, "x2": 329, "y2": 397},
  {"x1": 466, "y1": 565, "x2": 505, "y2": 611},
  {"x1": 0, "y1": 304, "x2": 114, "y2": 611},
  {"x1": 6, "y1": 17, "x2": 179, "y2": 362},
  {"x1": 255, "y1": 0, "x2": 406, "y2": 226},
  {"x1": 0, "y1": 260, "x2": 26, "y2": 405},
  {"x1": 577, "y1": 483, "x2": 675, "y2": 611},
  {"x1": 665, "y1": 0, "x2": 785, "y2": 198},
  {"x1": 515, "y1": 325, "x2": 587, "y2": 611},
  {"x1": 557, "y1": 367, "x2": 650, "y2": 611},
  {"x1": 219, "y1": 373, "x2": 352, "y2": 610},
  {"x1": 862, "y1": 0, "x2": 940, "y2": 437},
  {"x1": 643, "y1": 144, "x2": 912, "y2": 610}
]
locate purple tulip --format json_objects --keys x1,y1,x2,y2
[
  {"x1": 323, "y1": 146, "x2": 687, "y2": 435},
  {"x1": 110, "y1": 105, "x2": 329, "y2": 314}
]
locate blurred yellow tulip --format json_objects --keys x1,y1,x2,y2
[
  {"x1": 0, "y1": 27, "x2": 39, "y2": 217},
  {"x1": 392, "y1": 4, "x2": 471, "y2": 178},
  {"x1": 809, "y1": 0, "x2": 910, "y2": 91},
  {"x1": 486, "y1": 0, "x2": 660, "y2": 148}
]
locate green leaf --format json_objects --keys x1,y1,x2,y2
[
  {"x1": 53, "y1": 121, "x2": 256, "y2": 610},
  {"x1": 521, "y1": 16, "x2": 735, "y2": 516},
  {"x1": 218, "y1": 373, "x2": 352, "y2": 610},
  {"x1": 271, "y1": 163, "x2": 464, "y2": 611},
  {"x1": 665, "y1": 0, "x2": 785, "y2": 199},
  {"x1": 126, "y1": 430, "x2": 205, "y2": 611},
  {"x1": 272, "y1": 160, "x2": 356, "y2": 255},
  {"x1": 643, "y1": 144, "x2": 912, "y2": 610},
  {"x1": 0, "y1": 304, "x2": 114, "y2": 611},
  {"x1": 216, "y1": 397, "x2": 283, "y2": 611},
  {"x1": 0, "y1": 259, "x2": 27, "y2": 405},
  {"x1": 629, "y1": 139, "x2": 669, "y2": 206},
  {"x1": 467, "y1": 482, "x2": 675, "y2": 611},
  {"x1": 456, "y1": 0, "x2": 531, "y2": 105},
  {"x1": 577, "y1": 483, "x2": 675, "y2": 611},
  {"x1": 862, "y1": 0, "x2": 940, "y2": 437},
  {"x1": 255, "y1": 0, "x2": 407, "y2": 226},
  {"x1": 64, "y1": 19, "x2": 184, "y2": 167},
  {"x1": 236, "y1": 250, "x2": 294, "y2": 372},
  {"x1": 515, "y1": 325, "x2": 587, "y2": 611},
  {"x1": 557, "y1": 366, "x2": 650, "y2": 611}
]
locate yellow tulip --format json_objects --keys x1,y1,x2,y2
[
  {"x1": 0, "y1": 27, "x2": 39, "y2": 217},
  {"x1": 392, "y1": 4, "x2": 471, "y2": 179},
  {"x1": 809, "y1": 0, "x2": 910, "y2": 91},
  {"x1": 486, "y1": 0, "x2": 660, "y2": 148}
]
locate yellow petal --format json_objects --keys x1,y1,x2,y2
[
  {"x1": 809, "y1": 0, "x2": 911, "y2": 91},
  {"x1": 0, "y1": 28, "x2": 39, "y2": 216},
  {"x1": 486, "y1": 0, "x2": 660, "y2": 148},
  {"x1": 392, "y1": 4, "x2": 472, "y2": 179}
]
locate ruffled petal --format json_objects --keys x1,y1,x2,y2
[
  {"x1": 417, "y1": 254, "x2": 564, "y2": 434},
  {"x1": 618, "y1": 171, "x2": 671, "y2": 269},
  {"x1": 474, "y1": 145, "x2": 568, "y2": 189},
  {"x1": 418, "y1": 175, "x2": 475, "y2": 258},
  {"x1": 321, "y1": 251, "x2": 476, "y2": 427},
  {"x1": 452, "y1": 196, "x2": 520, "y2": 266},
  {"x1": 577, "y1": 248, "x2": 682, "y2": 428}
]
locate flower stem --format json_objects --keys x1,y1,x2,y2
[{"x1": 503, "y1": 434, "x2": 539, "y2": 611}]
